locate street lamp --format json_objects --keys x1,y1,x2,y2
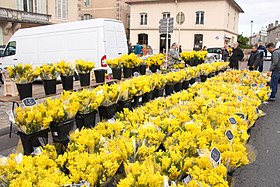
[{"x1": 250, "y1": 20, "x2": 253, "y2": 45}]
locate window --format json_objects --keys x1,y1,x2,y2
[
  {"x1": 4, "y1": 41, "x2": 16, "y2": 57},
  {"x1": 18, "y1": 0, "x2": 34, "y2": 12},
  {"x1": 196, "y1": 11, "x2": 204, "y2": 25},
  {"x1": 140, "y1": 13, "x2": 147, "y2": 25},
  {"x1": 84, "y1": 0, "x2": 90, "y2": 6},
  {"x1": 82, "y1": 14, "x2": 92, "y2": 20},
  {"x1": 162, "y1": 12, "x2": 170, "y2": 19},
  {"x1": 56, "y1": 0, "x2": 68, "y2": 19}
]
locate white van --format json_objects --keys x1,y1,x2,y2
[{"x1": 0, "y1": 18, "x2": 128, "y2": 70}]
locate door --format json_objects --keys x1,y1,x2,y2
[{"x1": 159, "y1": 34, "x2": 171, "y2": 53}]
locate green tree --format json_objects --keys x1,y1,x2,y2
[{"x1": 237, "y1": 34, "x2": 251, "y2": 49}]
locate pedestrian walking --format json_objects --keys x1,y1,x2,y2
[
  {"x1": 169, "y1": 42, "x2": 180, "y2": 68},
  {"x1": 248, "y1": 44, "x2": 262, "y2": 71},
  {"x1": 266, "y1": 43, "x2": 280, "y2": 101},
  {"x1": 257, "y1": 41, "x2": 267, "y2": 72},
  {"x1": 229, "y1": 42, "x2": 244, "y2": 70}
]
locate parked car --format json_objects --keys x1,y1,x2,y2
[{"x1": 207, "y1": 47, "x2": 223, "y2": 61}]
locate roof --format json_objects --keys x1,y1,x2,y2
[{"x1": 126, "y1": 0, "x2": 244, "y2": 13}]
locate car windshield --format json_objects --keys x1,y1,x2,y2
[{"x1": 207, "y1": 48, "x2": 222, "y2": 53}]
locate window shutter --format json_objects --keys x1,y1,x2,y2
[
  {"x1": 37, "y1": 0, "x2": 42, "y2": 13},
  {"x1": 62, "y1": 0, "x2": 68, "y2": 19},
  {"x1": 17, "y1": 0, "x2": 23, "y2": 10}
]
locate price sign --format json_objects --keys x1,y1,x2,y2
[
  {"x1": 210, "y1": 147, "x2": 221, "y2": 163},
  {"x1": 237, "y1": 96, "x2": 242, "y2": 102},
  {"x1": 225, "y1": 130, "x2": 234, "y2": 141},
  {"x1": 133, "y1": 72, "x2": 140, "y2": 77},
  {"x1": 182, "y1": 175, "x2": 192, "y2": 184},
  {"x1": 235, "y1": 113, "x2": 245, "y2": 120},
  {"x1": 22, "y1": 97, "x2": 37, "y2": 107},
  {"x1": 228, "y1": 117, "x2": 237, "y2": 125}
]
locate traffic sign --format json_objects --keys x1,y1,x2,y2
[{"x1": 159, "y1": 18, "x2": 174, "y2": 34}]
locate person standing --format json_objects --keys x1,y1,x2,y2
[
  {"x1": 133, "y1": 42, "x2": 143, "y2": 57},
  {"x1": 257, "y1": 41, "x2": 267, "y2": 72},
  {"x1": 229, "y1": 42, "x2": 244, "y2": 69},
  {"x1": 266, "y1": 43, "x2": 280, "y2": 101},
  {"x1": 247, "y1": 45, "x2": 261, "y2": 70},
  {"x1": 169, "y1": 42, "x2": 180, "y2": 68},
  {"x1": 178, "y1": 45, "x2": 182, "y2": 53},
  {"x1": 127, "y1": 41, "x2": 133, "y2": 54}
]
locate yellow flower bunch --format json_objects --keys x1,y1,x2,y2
[
  {"x1": 7, "y1": 63, "x2": 39, "y2": 84},
  {"x1": 174, "y1": 62, "x2": 185, "y2": 69},
  {"x1": 2, "y1": 68, "x2": 271, "y2": 186},
  {"x1": 118, "y1": 159, "x2": 164, "y2": 187},
  {"x1": 180, "y1": 51, "x2": 195, "y2": 62},
  {"x1": 0, "y1": 145, "x2": 71, "y2": 187},
  {"x1": 212, "y1": 61, "x2": 230, "y2": 71},
  {"x1": 146, "y1": 53, "x2": 165, "y2": 66},
  {"x1": 76, "y1": 89, "x2": 104, "y2": 114},
  {"x1": 120, "y1": 53, "x2": 141, "y2": 68},
  {"x1": 194, "y1": 51, "x2": 208, "y2": 60},
  {"x1": 152, "y1": 73, "x2": 167, "y2": 88},
  {"x1": 165, "y1": 71, "x2": 184, "y2": 84},
  {"x1": 75, "y1": 60, "x2": 95, "y2": 74},
  {"x1": 106, "y1": 57, "x2": 122, "y2": 68},
  {"x1": 15, "y1": 103, "x2": 51, "y2": 134},
  {"x1": 197, "y1": 63, "x2": 216, "y2": 75},
  {"x1": 129, "y1": 75, "x2": 156, "y2": 96},
  {"x1": 45, "y1": 91, "x2": 80, "y2": 123},
  {"x1": 56, "y1": 60, "x2": 75, "y2": 76},
  {"x1": 96, "y1": 83, "x2": 120, "y2": 106},
  {"x1": 37, "y1": 63, "x2": 59, "y2": 80}
]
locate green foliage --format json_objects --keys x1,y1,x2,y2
[{"x1": 237, "y1": 34, "x2": 251, "y2": 49}]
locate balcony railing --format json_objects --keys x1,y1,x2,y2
[{"x1": 0, "y1": 7, "x2": 51, "y2": 24}]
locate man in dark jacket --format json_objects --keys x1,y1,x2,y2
[
  {"x1": 266, "y1": 43, "x2": 280, "y2": 101},
  {"x1": 229, "y1": 42, "x2": 244, "y2": 69},
  {"x1": 248, "y1": 45, "x2": 262, "y2": 70},
  {"x1": 257, "y1": 41, "x2": 267, "y2": 72}
]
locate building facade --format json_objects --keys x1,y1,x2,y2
[
  {"x1": 250, "y1": 27, "x2": 267, "y2": 45},
  {"x1": 267, "y1": 20, "x2": 280, "y2": 44},
  {"x1": 126, "y1": 0, "x2": 243, "y2": 53},
  {"x1": 80, "y1": 0, "x2": 130, "y2": 38},
  {"x1": 0, "y1": 0, "x2": 80, "y2": 45}
]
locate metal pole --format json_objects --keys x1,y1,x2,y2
[
  {"x1": 178, "y1": 12, "x2": 181, "y2": 45},
  {"x1": 250, "y1": 20, "x2": 253, "y2": 45},
  {"x1": 165, "y1": 18, "x2": 169, "y2": 68}
]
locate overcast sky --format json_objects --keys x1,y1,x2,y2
[{"x1": 235, "y1": 0, "x2": 280, "y2": 37}]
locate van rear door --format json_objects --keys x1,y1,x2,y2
[{"x1": 104, "y1": 21, "x2": 128, "y2": 60}]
